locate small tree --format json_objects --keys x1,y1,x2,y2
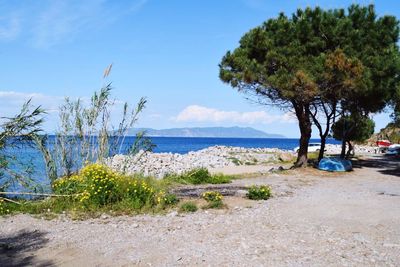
[{"x1": 332, "y1": 114, "x2": 375, "y2": 158}]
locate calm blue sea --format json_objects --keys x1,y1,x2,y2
[
  {"x1": 2, "y1": 137, "x2": 340, "y2": 192},
  {"x1": 148, "y1": 137, "x2": 340, "y2": 154}
]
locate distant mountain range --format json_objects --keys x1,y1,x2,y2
[{"x1": 126, "y1": 127, "x2": 285, "y2": 138}]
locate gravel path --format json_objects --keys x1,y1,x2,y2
[{"x1": 1, "y1": 156, "x2": 400, "y2": 266}]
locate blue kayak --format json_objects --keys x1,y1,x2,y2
[{"x1": 318, "y1": 158, "x2": 352, "y2": 172}]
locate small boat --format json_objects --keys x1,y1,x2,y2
[
  {"x1": 318, "y1": 158, "x2": 352, "y2": 172},
  {"x1": 385, "y1": 144, "x2": 400, "y2": 156},
  {"x1": 376, "y1": 140, "x2": 391, "y2": 147}
]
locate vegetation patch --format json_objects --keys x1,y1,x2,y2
[
  {"x1": 179, "y1": 201, "x2": 198, "y2": 213},
  {"x1": 1, "y1": 164, "x2": 178, "y2": 217},
  {"x1": 247, "y1": 185, "x2": 272, "y2": 200},
  {"x1": 164, "y1": 168, "x2": 232, "y2": 185},
  {"x1": 201, "y1": 191, "x2": 225, "y2": 209},
  {"x1": 228, "y1": 157, "x2": 242, "y2": 166},
  {"x1": 0, "y1": 198, "x2": 9, "y2": 215}
]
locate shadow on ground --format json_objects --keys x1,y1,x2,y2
[
  {"x1": 0, "y1": 229, "x2": 54, "y2": 267},
  {"x1": 351, "y1": 155, "x2": 400, "y2": 177}
]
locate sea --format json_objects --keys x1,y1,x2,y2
[{"x1": 2, "y1": 136, "x2": 340, "y2": 193}]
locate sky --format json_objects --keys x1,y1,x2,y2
[{"x1": 0, "y1": 0, "x2": 398, "y2": 137}]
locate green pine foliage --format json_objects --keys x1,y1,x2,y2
[
  {"x1": 332, "y1": 115, "x2": 375, "y2": 143},
  {"x1": 219, "y1": 5, "x2": 400, "y2": 166}
]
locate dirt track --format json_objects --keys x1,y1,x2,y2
[{"x1": 1, "y1": 155, "x2": 399, "y2": 266}]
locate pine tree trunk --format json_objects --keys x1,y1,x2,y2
[
  {"x1": 346, "y1": 141, "x2": 354, "y2": 159},
  {"x1": 340, "y1": 139, "x2": 346, "y2": 159},
  {"x1": 294, "y1": 103, "x2": 312, "y2": 167},
  {"x1": 318, "y1": 139, "x2": 326, "y2": 162},
  {"x1": 309, "y1": 101, "x2": 336, "y2": 163}
]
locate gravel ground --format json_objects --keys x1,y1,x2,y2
[{"x1": 1, "y1": 155, "x2": 400, "y2": 266}]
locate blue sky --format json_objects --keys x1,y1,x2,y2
[{"x1": 0, "y1": 0, "x2": 398, "y2": 137}]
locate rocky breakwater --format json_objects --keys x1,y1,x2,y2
[{"x1": 105, "y1": 146, "x2": 294, "y2": 178}]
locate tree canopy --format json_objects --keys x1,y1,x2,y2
[
  {"x1": 219, "y1": 4, "x2": 400, "y2": 166},
  {"x1": 332, "y1": 115, "x2": 375, "y2": 143},
  {"x1": 332, "y1": 114, "x2": 375, "y2": 157}
]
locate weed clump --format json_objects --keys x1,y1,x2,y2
[
  {"x1": 247, "y1": 185, "x2": 272, "y2": 200},
  {"x1": 0, "y1": 198, "x2": 9, "y2": 215},
  {"x1": 179, "y1": 201, "x2": 198, "y2": 213},
  {"x1": 164, "y1": 168, "x2": 232, "y2": 185},
  {"x1": 202, "y1": 191, "x2": 225, "y2": 209}
]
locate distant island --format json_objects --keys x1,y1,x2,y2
[{"x1": 126, "y1": 127, "x2": 285, "y2": 138}]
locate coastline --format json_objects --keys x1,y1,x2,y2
[{"x1": 106, "y1": 144, "x2": 378, "y2": 178}]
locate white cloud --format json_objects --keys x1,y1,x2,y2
[
  {"x1": 0, "y1": 91, "x2": 63, "y2": 132},
  {"x1": 31, "y1": 0, "x2": 148, "y2": 48},
  {"x1": 0, "y1": 14, "x2": 20, "y2": 41},
  {"x1": 281, "y1": 111, "x2": 297, "y2": 123},
  {"x1": 0, "y1": 1, "x2": 149, "y2": 48},
  {"x1": 173, "y1": 105, "x2": 297, "y2": 124},
  {"x1": 0, "y1": 90, "x2": 147, "y2": 132},
  {"x1": 0, "y1": 90, "x2": 59, "y2": 103},
  {"x1": 0, "y1": 91, "x2": 62, "y2": 114},
  {"x1": 32, "y1": 0, "x2": 104, "y2": 48}
]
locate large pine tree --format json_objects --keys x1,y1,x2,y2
[{"x1": 219, "y1": 5, "x2": 400, "y2": 167}]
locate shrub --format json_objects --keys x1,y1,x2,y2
[
  {"x1": 0, "y1": 198, "x2": 8, "y2": 215},
  {"x1": 0, "y1": 164, "x2": 178, "y2": 217},
  {"x1": 208, "y1": 173, "x2": 232, "y2": 184},
  {"x1": 179, "y1": 202, "x2": 198, "y2": 213},
  {"x1": 247, "y1": 185, "x2": 272, "y2": 200},
  {"x1": 185, "y1": 168, "x2": 210, "y2": 184},
  {"x1": 52, "y1": 163, "x2": 173, "y2": 211},
  {"x1": 165, "y1": 168, "x2": 232, "y2": 185},
  {"x1": 202, "y1": 191, "x2": 223, "y2": 202},
  {"x1": 202, "y1": 191, "x2": 225, "y2": 209},
  {"x1": 163, "y1": 194, "x2": 179, "y2": 205}
]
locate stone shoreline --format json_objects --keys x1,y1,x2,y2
[{"x1": 106, "y1": 144, "x2": 379, "y2": 178}]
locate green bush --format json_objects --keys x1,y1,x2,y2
[
  {"x1": 0, "y1": 198, "x2": 9, "y2": 215},
  {"x1": 51, "y1": 164, "x2": 174, "y2": 212},
  {"x1": 1, "y1": 164, "x2": 177, "y2": 217},
  {"x1": 179, "y1": 201, "x2": 198, "y2": 213},
  {"x1": 208, "y1": 173, "x2": 232, "y2": 184},
  {"x1": 164, "y1": 194, "x2": 179, "y2": 205},
  {"x1": 201, "y1": 191, "x2": 225, "y2": 209},
  {"x1": 247, "y1": 185, "x2": 272, "y2": 200},
  {"x1": 202, "y1": 191, "x2": 223, "y2": 202},
  {"x1": 165, "y1": 168, "x2": 232, "y2": 185}
]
